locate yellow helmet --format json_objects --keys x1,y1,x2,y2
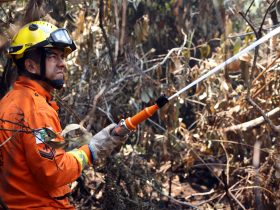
[{"x1": 8, "y1": 21, "x2": 76, "y2": 59}]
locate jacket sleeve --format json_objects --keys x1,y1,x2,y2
[{"x1": 22, "y1": 107, "x2": 92, "y2": 194}]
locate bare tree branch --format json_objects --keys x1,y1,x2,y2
[
  {"x1": 247, "y1": 97, "x2": 280, "y2": 133},
  {"x1": 99, "y1": 0, "x2": 116, "y2": 74},
  {"x1": 223, "y1": 107, "x2": 280, "y2": 132}
]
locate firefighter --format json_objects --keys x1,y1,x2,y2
[{"x1": 0, "y1": 20, "x2": 127, "y2": 209}]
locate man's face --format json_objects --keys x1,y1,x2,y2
[{"x1": 45, "y1": 48, "x2": 66, "y2": 81}]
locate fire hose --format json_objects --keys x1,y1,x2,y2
[{"x1": 112, "y1": 26, "x2": 280, "y2": 136}]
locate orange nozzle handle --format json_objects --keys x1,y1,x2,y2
[
  {"x1": 124, "y1": 95, "x2": 169, "y2": 130},
  {"x1": 125, "y1": 104, "x2": 159, "y2": 130}
]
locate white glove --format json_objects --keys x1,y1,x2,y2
[{"x1": 88, "y1": 123, "x2": 128, "y2": 160}]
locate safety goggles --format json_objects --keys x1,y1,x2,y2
[
  {"x1": 47, "y1": 28, "x2": 76, "y2": 51},
  {"x1": 23, "y1": 28, "x2": 77, "y2": 53}
]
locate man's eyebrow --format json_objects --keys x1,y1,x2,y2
[{"x1": 46, "y1": 51, "x2": 64, "y2": 57}]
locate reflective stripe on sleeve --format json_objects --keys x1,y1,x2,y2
[{"x1": 67, "y1": 149, "x2": 89, "y2": 169}]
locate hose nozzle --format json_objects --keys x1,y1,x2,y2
[
  {"x1": 112, "y1": 95, "x2": 169, "y2": 136},
  {"x1": 125, "y1": 95, "x2": 169, "y2": 130}
]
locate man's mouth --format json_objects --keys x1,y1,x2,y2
[{"x1": 56, "y1": 71, "x2": 64, "y2": 76}]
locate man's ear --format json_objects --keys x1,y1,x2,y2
[{"x1": 24, "y1": 59, "x2": 39, "y2": 74}]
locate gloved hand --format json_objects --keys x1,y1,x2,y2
[{"x1": 88, "y1": 123, "x2": 128, "y2": 161}]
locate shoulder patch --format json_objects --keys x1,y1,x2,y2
[
  {"x1": 34, "y1": 128, "x2": 48, "y2": 144},
  {"x1": 34, "y1": 127, "x2": 57, "y2": 144},
  {"x1": 38, "y1": 147, "x2": 56, "y2": 160}
]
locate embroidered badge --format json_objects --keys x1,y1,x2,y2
[
  {"x1": 34, "y1": 127, "x2": 57, "y2": 144},
  {"x1": 34, "y1": 128, "x2": 48, "y2": 144},
  {"x1": 34, "y1": 128, "x2": 57, "y2": 160},
  {"x1": 38, "y1": 147, "x2": 56, "y2": 160}
]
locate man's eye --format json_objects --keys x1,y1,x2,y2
[
  {"x1": 48, "y1": 54, "x2": 58, "y2": 59},
  {"x1": 47, "y1": 53, "x2": 65, "y2": 61}
]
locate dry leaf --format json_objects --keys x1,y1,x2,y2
[{"x1": 61, "y1": 124, "x2": 82, "y2": 137}]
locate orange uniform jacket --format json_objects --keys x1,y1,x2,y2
[{"x1": 0, "y1": 76, "x2": 92, "y2": 209}]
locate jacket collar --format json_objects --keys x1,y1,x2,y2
[{"x1": 13, "y1": 76, "x2": 59, "y2": 111}]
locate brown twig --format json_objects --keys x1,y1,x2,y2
[
  {"x1": 99, "y1": 0, "x2": 116, "y2": 74},
  {"x1": 239, "y1": 0, "x2": 277, "y2": 94},
  {"x1": 252, "y1": 74, "x2": 274, "y2": 98},
  {"x1": 22, "y1": 0, "x2": 45, "y2": 25},
  {"x1": 227, "y1": 189, "x2": 246, "y2": 210},
  {"x1": 244, "y1": 0, "x2": 255, "y2": 16},
  {"x1": 253, "y1": 141, "x2": 263, "y2": 210},
  {"x1": 238, "y1": 1, "x2": 280, "y2": 137},
  {"x1": 142, "y1": 178, "x2": 198, "y2": 209},
  {"x1": 221, "y1": 171, "x2": 235, "y2": 210},
  {"x1": 247, "y1": 97, "x2": 280, "y2": 133},
  {"x1": 0, "y1": 5, "x2": 9, "y2": 23},
  {"x1": 220, "y1": 142, "x2": 230, "y2": 185},
  {"x1": 259, "y1": 0, "x2": 277, "y2": 34},
  {"x1": 252, "y1": 53, "x2": 280, "y2": 85},
  {"x1": 238, "y1": 12, "x2": 258, "y2": 38},
  {"x1": 0, "y1": 129, "x2": 20, "y2": 148},
  {"x1": 0, "y1": 118, "x2": 30, "y2": 129},
  {"x1": 0, "y1": 196, "x2": 9, "y2": 210},
  {"x1": 80, "y1": 86, "x2": 106, "y2": 131},
  {"x1": 0, "y1": 128, "x2": 32, "y2": 133},
  {"x1": 223, "y1": 107, "x2": 280, "y2": 132},
  {"x1": 210, "y1": 139, "x2": 271, "y2": 153},
  {"x1": 119, "y1": 0, "x2": 127, "y2": 55},
  {"x1": 251, "y1": 54, "x2": 280, "y2": 99},
  {"x1": 230, "y1": 185, "x2": 275, "y2": 196},
  {"x1": 168, "y1": 160, "x2": 173, "y2": 197},
  {"x1": 113, "y1": 0, "x2": 120, "y2": 63},
  {"x1": 53, "y1": 100, "x2": 81, "y2": 123}
]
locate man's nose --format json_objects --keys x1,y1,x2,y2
[{"x1": 57, "y1": 58, "x2": 66, "y2": 67}]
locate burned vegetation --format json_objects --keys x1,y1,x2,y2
[{"x1": 1, "y1": 0, "x2": 280, "y2": 209}]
